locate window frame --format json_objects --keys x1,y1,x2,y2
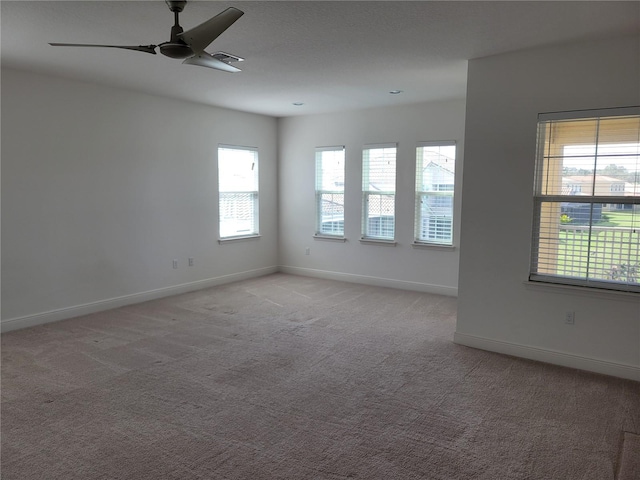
[
  {"x1": 414, "y1": 141, "x2": 457, "y2": 246},
  {"x1": 361, "y1": 143, "x2": 397, "y2": 242},
  {"x1": 529, "y1": 106, "x2": 640, "y2": 293},
  {"x1": 315, "y1": 146, "x2": 346, "y2": 238},
  {"x1": 217, "y1": 144, "x2": 260, "y2": 241}
]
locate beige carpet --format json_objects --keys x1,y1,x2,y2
[
  {"x1": 2, "y1": 273, "x2": 639, "y2": 479},
  {"x1": 618, "y1": 432, "x2": 640, "y2": 480}
]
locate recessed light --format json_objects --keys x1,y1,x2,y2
[
  {"x1": 389, "y1": 90, "x2": 403, "y2": 95},
  {"x1": 292, "y1": 102, "x2": 304, "y2": 106}
]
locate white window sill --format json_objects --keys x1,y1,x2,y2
[
  {"x1": 218, "y1": 234, "x2": 261, "y2": 244},
  {"x1": 411, "y1": 242, "x2": 455, "y2": 250},
  {"x1": 314, "y1": 235, "x2": 347, "y2": 242},
  {"x1": 523, "y1": 279, "x2": 640, "y2": 301},
  {"x1": 359, "y1": 237, "x2": 397, "y2": 246}
]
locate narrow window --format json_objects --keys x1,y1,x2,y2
[
  {"x1": 218, "y1": 145, "x2": 259, "y2": 239},
  {"x1": 530, "y1": 107, "x2": 640, "y2": 292},
  {"x1": 415, "y1": 141, "x2": 456, "y2": 245},
  {"x1": 362, "y1": 143, "x2": 397, "y2": 240},
  {"x1": 315, "y1": 146, "x2": 345, "y2": 237}
]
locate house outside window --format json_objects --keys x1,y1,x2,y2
[
  {"x1": 218, "y1": 145, "x2": 259, "y2": 239},
  {"x1": 315, "y1": 146, "x2": 345, "y2": 237},
  {"x1": 530, "y1": 107, "x2": 640, "y2": 292},
  {"x1": 362, "y1": 144, "x2": 397, "y2": 240},
  {"x1": 415, "y1": 141, "x2": 456, "y2": 245}
]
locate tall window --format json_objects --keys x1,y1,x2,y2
[
  {"x1": 218, "y1": 145, "x2": 259, "y2": 239},
  {"x1": 531, "y1": 107, "x2": 640, "y2": 292},
  {"x1": 362, "y1": 144, "x2": 396, "y2": 240},
  {"x1": 415, "y1": 141, "x2": 456, "y2": 245},
  {"x1": 315, "y1": 146, "x2": 345, "y2": 237}
]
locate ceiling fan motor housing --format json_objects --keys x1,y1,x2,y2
[{"x1": 160, "y1": 43, "x2": 193, "y2": 58}]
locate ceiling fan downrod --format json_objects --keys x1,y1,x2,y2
[{"x1": 161, "y1": 0, "x2": 193, "y2": 59}]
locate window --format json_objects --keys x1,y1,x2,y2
[
  {"x1": 218, "y1": 145, "x2": 259, "y2": 239},
  {"x1": 530, "y1": 107, "x2": 640, "y2": 292},
  {"x1": 415, "y1": 142, "x2": 456, "y2": 245},
  {"x1": 362, "y1": 144, "x2": 396, "y2": 240},
  {"x1": 315, "y1": 146, "x2": 345, "y2": 237}
]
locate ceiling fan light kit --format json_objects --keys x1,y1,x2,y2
[{"x1": 49, "y1": 1, "x2": 244, "y2": 73}]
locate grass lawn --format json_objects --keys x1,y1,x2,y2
[
  {"x1": 595, "y1": 210, "x2": 640, "y2": 228},
  {"x1": 557, "y1": 210, "x2": 639, "y2": 282}
]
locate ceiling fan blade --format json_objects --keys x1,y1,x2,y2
[
  {"x1": 49, "y1": 43, "x2": 157, "y2": 54},
  {"x1": 178, "y1": 7, "x2": 244, "y2": 53},
  {"x1": 182, "y1": 53, "x2": 241, "y2": 73}
]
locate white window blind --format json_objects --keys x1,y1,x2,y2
[
  {"x1": 315, "y1": 146, "x2": 345, "y2": 236},
  {"x1": 218, "y1": 145, "x2": 259, "y2": 239},
  {"x1": 362, "y1": 143, "x2": 396, "y2": 240},
  {"x1": 415, "y1": 141, "x2": 456, "y2": 245},
  {"x1": 530, "y1": 107, "x2": 640, "y2": 292}
]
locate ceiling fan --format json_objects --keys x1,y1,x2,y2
[{"x1": 49, "y1": 1, "x2": 245, "y2": 73}]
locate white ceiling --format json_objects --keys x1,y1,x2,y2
[{"x1": 2, "y1": 1, "x2": 639, "y2": 117}]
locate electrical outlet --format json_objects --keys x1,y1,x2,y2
[
  {"x1": 188, "y1": 257, "x2": 194, "y2": 266},
  {"x1": 305, "y1": 247, "x2": 310, "y2": 255},
  {"x1": 172, "y1": 259, "x2": 178, "y2": 269},
  {"x1": 565, "y1": 311, "x2": 575, "y2": 325}
]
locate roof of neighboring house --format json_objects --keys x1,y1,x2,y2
[
  {"x1": 425, "y1": 153, "x2": 455, "y2": 175},
  {"x1": 561, "y1": 176, "x2": 640, "y2": 196},
  {"x1": 564, "y1": 175, "x2": 626, "y2": 183}
]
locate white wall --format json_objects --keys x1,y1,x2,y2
[
  {"x1": 456, "y1": 35, "x2": 640, "y2": 381},
  {"x1": 278, "y1": 100, "x2": 466, "y2": 295},
  {"x1": 1, "y1": 69, "x2": 279, "y2": 330}
]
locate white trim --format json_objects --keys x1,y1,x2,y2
[
  {"x1": 453, "y1": 332, "x2": 640, "y2": 382},
  {"x1": 0, "y1": 266, "x2": 278, "y2": 333},
  {"x1": 218, "y1": 143, "x2": 259, "y2": 152},
  {"x1": 538, "y1": 106, "x2": 640, "y2": 122},
  {"x1": 359, "y1": 237, "x2": 397, "y2": 246},
  {"x1": 414, "y1": 141, "x2": 457, "y2": 253},
  {"x1": 315, "y1": 146, "x2": 346, "y2": 236},
  {"x1": 315, "y1": 145, "x2": 345, "y2": 152},
  {"x1": 411, "y1": 242, "x2": 456, "y2": 250},
  {"x1": 313, "y1": 235, "x2": 347, "y2": 242},
  {"x1": 417, "y1": 140, "x2": 457, "y2": 147},
  {"x1": 218, "y1": 234, "x2": 261, "y2": 244},
  {"x1": 526, "y1": 277, "x2": 640, "y2": 297},
  {"x1": 279, "y1": 265, "x2": 457, "y2": 296}
]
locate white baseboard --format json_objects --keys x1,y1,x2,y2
[
  {"x1": 454, "y1": 332, "x2": 640, "y2": 382},
  {"x1": 1, "y1": 266, "x2": 278, "y2": 333},
  {"x1": 279, "y1": 265, "x2": 458, "y2": 297}
]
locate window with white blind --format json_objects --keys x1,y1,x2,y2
[
  {"x1": 530, "y1": 107, "x2": 640, "y2": 292},
  {"x1": 315, "y1": 146, "x2": 345, "y2": 237},
  {"x1": 362, "y1": 143, "x2": 397, "y2": 240},
  {"x1": 415, "y1": 141, "x2": 456, "y2": 245},
  {"x1": 218, "y1": 145, "x2": 259, "y2": 239}
]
